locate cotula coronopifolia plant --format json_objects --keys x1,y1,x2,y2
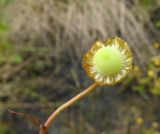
[{"x1": 9, "y1": 37, "x2": 133, "y2": 134}]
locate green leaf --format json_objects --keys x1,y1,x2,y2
[
  {"x1": 0, "y1": 123, "x2": 13, "y2": 134},
  {"x1": 151, "y1": 87, "x2": 160, "y2": 95},
  {"x1": 140, "y1": 0, "x2": 156, "y2": 10},
  {"x1": 143, "y1": 128, "x2": 154, "y2": 134},
  {"x1": 155, "y1": 20, "x2": 160, "y2": 28},
  {"x1": 10, "y1": 53, "x2": 23, "y2": 64},
  {"x1": 0, "y1": 41, "x2": 14, "y2": 53},
  {"x1": 0, "y1": 0, "x2": 12, "y2": 6},
  {"x1": 133, "y1": 86, "x2": 145, "y2": 92},
  {"x1": 0, "y1": 22, "x2": 9, "y2": 32}
]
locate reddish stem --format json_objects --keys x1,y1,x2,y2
[{"x1": 44, "y1": 83, "x2": 98, "y2": 130}]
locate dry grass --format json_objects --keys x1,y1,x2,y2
[{"x1": 7, "y1": 0, "x2": 158, "y2": 68}]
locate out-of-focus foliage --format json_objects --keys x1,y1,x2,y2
[
  {"x1": 0, "y1": 0, "x2": 12, "y2": 6},
  {"x1": 0, "y1": 0, "x2": 23, "y2": 65},
  {"x1": 132, "y1": 117, "x2": 160, "y2": 134},
  {"x1": 0, "y1": 123, "x2": 15, "y2": 134},
  {"x1": 139, "y1": 0, "x2": 157, "y2": 10},
  {"x1": 122, "y1": 45, "x2": 160, "y2": 96}
]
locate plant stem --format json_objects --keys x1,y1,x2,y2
[
  {"x1": 44, "y1": 82, "x2": 99, "y2": 130},
  {"x1": 39, "y1": 124, "x2": 48, "y2": 134}
]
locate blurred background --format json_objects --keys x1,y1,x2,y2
[{"x1": 0, "y1": 0, "x2": 160, "y2": 133}]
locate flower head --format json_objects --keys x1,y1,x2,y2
[{"x1": 83, "y1": 37, "x2": 133, "y2": 85}]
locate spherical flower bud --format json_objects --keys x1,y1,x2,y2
[{"x1": 83, "y1": 37, "x2": 133, "y2": 85}]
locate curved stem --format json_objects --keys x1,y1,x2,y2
[{"x1": 44, "y1": 82, "x2": 99, "y2": 129}]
